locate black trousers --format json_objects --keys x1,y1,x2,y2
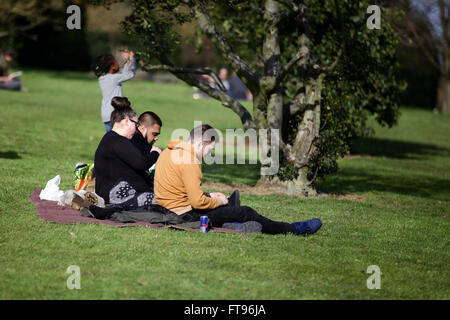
[
  {"x1": 181, "y1": 205, "x2": 294, "y2": 235},
  {"x1": 0, "y1": 79, "x2": 21, "y2": 91}
]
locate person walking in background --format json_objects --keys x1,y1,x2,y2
[{"x1": 91, "y1": 49, "x2": 136, "y2": 132}]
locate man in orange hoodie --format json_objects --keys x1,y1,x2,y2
[{"x1": 154, "y1": 124, "x2": 322, "y2": 235}]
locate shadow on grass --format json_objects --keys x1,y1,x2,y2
[
  {"x1": 317, "y1": 167, "x2": 450, "y2": 201},
  {"x1": 0, "y1": 151, "x2": 21, "y2": 159},
  {"x1": 350, "y1": 137, "x2": 450, "y2": 159},
  {"x1": 319, "y1": 137, "x2": 450, "y2": 200},
  {"x1": 202, "y1": 138, "x2": 450, "y2": 200}
]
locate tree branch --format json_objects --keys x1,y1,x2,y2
[
  {"x1": 321, "y1": 47, "x2": 343, "y2": 72},
  {"x1": 275, "y1": 0, "x2": 300, "y2": 13},
  {"x1": 190, "y1": 0, "x2": 261, "y2": 91},
  {"x1": 274, "y1": 49, "x2": 306, "y2": 88},
  {"x1": 406, "y1": 18, "x2": 442, "y2": 70},
  {"x1": 141, "y1": 64, "x2": 227, "y2": 92},
  {"x1": 438, "y1": 0, "x2": 449, "y2": 51},
  {"x1": 249, "y1": 2, "x2": 265, "y2": 15},
  {"x1": 279, "y1": 138, "x2": 296, "y2": 163},
  {"x1": 142, "y1": 62, "x2": 255, "y2": 130}
]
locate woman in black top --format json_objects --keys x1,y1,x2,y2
[{"x1": 94, "y1": 97, "x2": 159, "y2": 207}]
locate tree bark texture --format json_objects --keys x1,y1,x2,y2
[{"x1": 437, "y1": 75, "x2": 450, "y2": 114}]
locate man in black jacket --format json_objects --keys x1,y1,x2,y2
[
  {"x1": 131, "y1": 111, "x2": 163, "y2": 186},
  {"x1": 131, "y1": 111, "x2": 162, "y2": 153}
]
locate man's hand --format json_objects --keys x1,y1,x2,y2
[
  {"x1": 151, "y1": 146, "x2": 161, "y2": 154},
  {"x1": 210, "y1": 192, "x2": 228, "y2": 205},
  {"x1": 209, "y1": 192, "x2": 225, "y2": 198}
]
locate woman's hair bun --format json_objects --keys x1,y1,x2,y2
[
  {"x1": 110, "y1": 96, "x2": 137, "y2": 127},
  {"x1": 111, "y1": 96, "x2": 131, "y2": 110}
]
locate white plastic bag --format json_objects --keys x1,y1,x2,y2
[{"x1": 39, "y1": 175, "x2": 64, "y2": 202}]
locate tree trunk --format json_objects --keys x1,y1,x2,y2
[
  {"x1": 437, "y1": 75, "x2": 450, "y2": 115},
  {"x1": 257, "y1": 166, "x2": 318, "y2": 196},
  {"x1": 289, "y1": 167, "x2": 318, "y2": 196},
  {"x1": 256, "y1": 1, "x2": 322, "y2": 197},
  {"x1": 258, "y1": 75, "x2": 322, "y2": 196}
]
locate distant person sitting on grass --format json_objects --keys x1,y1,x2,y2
[
  {"x1": 91, "y1": 49, "x2": 136, "y2": 132},
  {"x1": 0, "y1": 49, "x2": 22, "y2": 91},
  {"x1": 229, "y1": 72, "x2": 252, "y2": 101},
  {"x1": 94, "y1": 97, "x2": 158, "y2": 208},
  {"x1": 131, "y1": 111, "x2": 163, "y2": 186},
  {"x1": 218, "y1": 67, "x2": 230, "y2": 92},
  {"x1": 154, "y1": 124, "x2": 322, "y2": 235}
]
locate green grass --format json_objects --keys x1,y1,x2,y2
[{"x1": 0, "y1": 70, "x2": 449, "y2": 299}]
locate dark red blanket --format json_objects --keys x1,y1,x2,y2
[{"x1": 30, "y1": 188, "x2": 241, "y2": 234}]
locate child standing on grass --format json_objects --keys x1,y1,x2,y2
[{"x1": 91, "y1": 50, "x2": 136, "y2": 132}]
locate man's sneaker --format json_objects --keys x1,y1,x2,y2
[
  {"x1": 291, "y1": 218, "x2": 322, "y2": 235},
  {"x1": 222, "y1": 221, "x2": 262, "y2": 234}
]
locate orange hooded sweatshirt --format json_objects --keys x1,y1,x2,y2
[{"x1": 154, "y1": 139, "x2": 223, "y2": 214}]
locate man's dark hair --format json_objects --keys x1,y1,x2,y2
[
  {"x1": 4, "y1": 49, "x2": 15, "y2": 58},
  {"x1": 138, "y1": 111, "x2": 162, "y2": 127},
  {"x1": 110, "y1": 96, "x2": 136, "y2": 127},
  {"x1": 91, "y1": 54, "x2": 116, "y2": 77},
  {"x1": 189, "y1": 124, "x2": 219, "y2": 144}
]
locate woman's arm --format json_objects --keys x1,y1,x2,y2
[
  {"x1": 0, "y1": 75, "x2": 12, "y2": 82},
  {"x1": 114, "y1": 55, "x2": 136, "y2": 84},
  {"x1": 113, "y1": 136, "x2": 154, "y2": 171}
]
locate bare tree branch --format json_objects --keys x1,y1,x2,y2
[
  {"x1": 275, "y1": 49, "x2": 306, "y2": 88},
  {"x1": 136, "y1": 1, "x2": 255, "y2": 128},
  {"x1": 190, "y1": 0, "x2": 261, "y2": 91},
  {"x1": 405, "y1": 18, "x2": 442, "y2": 70},
  {"x1": 142, "y1": 62, "x2": 255, "y2": 129},
  {"x1": 141, "y1": 64, "x2": 227, "y2": 92},
  {"x1": 392, "y1": 0, "x2": 446, "y2": 71},
  {"x1": 438, "y1": 0, "x2": 449, "y2": 50},
  {"x1": 279, "y1": 139, "x2": 296, "y2": 162}
]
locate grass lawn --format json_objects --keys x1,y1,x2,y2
[{"x1": 0, "y1": 70, "x2": 448, "y2": 299}]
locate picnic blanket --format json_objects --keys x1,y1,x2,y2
[{"x1": 30, "y1": 188, "x2": 242, "y2": 234}]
